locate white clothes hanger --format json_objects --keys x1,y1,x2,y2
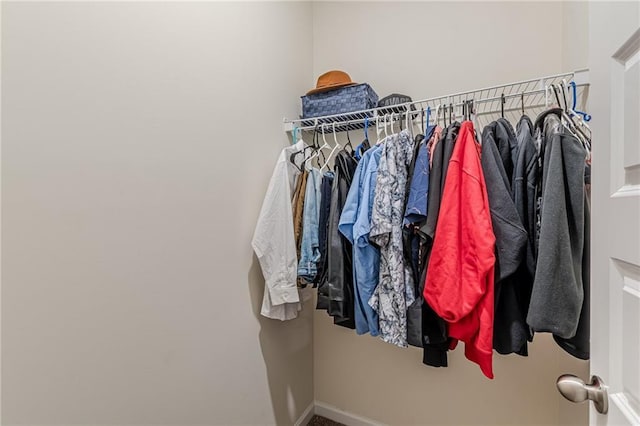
[
  {"x1": 375, "y1": 114, "x2": 384, "y2": 145},
  {"x1": 405, "y1": 108, "x2": 411, "y2": 134},
  {"x1": 560, "y1": 79, "x2": 591, "y2": 151},
  {"x1": 320, "y1": 122, "x2": 341, "y2": 172},
  {"x1": 404, "y1": 105, "x2": 414, "y2": 139},
  {"x1": 545, "y1": 84, "x2": 552, "y2": 108},
  {"x1": 383, "y1": 114, "x2": 389, "y2": 139},
  {"x1": 309, "y1": 123, "x2": 331, "y2": 167}
]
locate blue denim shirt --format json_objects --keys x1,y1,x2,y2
[
  {"x1": 404, "y1": 132, "x2": 431, "y2": 225},
  {"x1": 298, "y1": 168, "x2": 322, "y2": 283},
  {"x1": 339, "y1": 145, "x2": 382, "y2": 336}
]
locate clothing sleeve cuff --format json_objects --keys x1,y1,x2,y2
[{"x1": 269, "y1": 286, "x2": 300, "y2": 306}]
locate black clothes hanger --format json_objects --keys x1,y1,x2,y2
[
  {"x1": 354, "y1": 118, "x2": 371, "y2": 160},
  {"x1": 501, "y1": 93, "x2": 505, "y2": 118},
  {"x1": 464, "y1": 100, "x2": 474, "y2": 121},
  {"x1": 290, "y1": 137, "x2": 315, "y2": 172},
  {"x1": 344, "y1": 123, "x2": 354, "y2": 154},
  {"x1": 288, "y1": 127, "x2": 304, "y2": 171},
  {"x1": 445, "y1": 104, "x2": 450, "y2": 127},
  {"x1": 521, "y1": 93, "x2": 525, "y2": 116}
]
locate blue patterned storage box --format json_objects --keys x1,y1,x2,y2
[{"x1": 301, "y1": 84, "x2": 379, "y2": 119}]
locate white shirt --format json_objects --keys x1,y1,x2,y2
[{"x1": 252, "y1": 141, "x2": 306, "y2": 320}]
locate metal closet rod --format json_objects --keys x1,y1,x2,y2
[{"x1": 291, "y1": 82, "x2": 589, "y2": 132}]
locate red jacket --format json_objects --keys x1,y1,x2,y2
[{"x1": 423, "y1": 121, "x2": 496, "y2": 379}]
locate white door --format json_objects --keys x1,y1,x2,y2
[{"x1": 583, "y1": 2, "x2": 640, "y2": 425}]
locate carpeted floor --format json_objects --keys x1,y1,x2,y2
[{"x1": 306, "y1": 415, "x2": 345, "y2": 426}]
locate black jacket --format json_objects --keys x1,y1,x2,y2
[
  {"x1": 481, "y1": 119, "x2": 530, "y2": 355},
  {"x1": 513, "y1": 116, "x2": 538, "y2": 278},
  {"x1": 325, "y1": 150, "x2": 358, "y2": 329},
  {"x1": 405, "y1": 133, "x2": 426, "y2": 348},
  {"x1": 315, "y1": 171, "x2": 334, "y2": 299}
]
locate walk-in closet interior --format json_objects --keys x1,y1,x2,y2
[{"x1": 2, "y1": 2, "x2": 640, "y2": 426}]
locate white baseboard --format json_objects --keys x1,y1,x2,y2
[
  {"x1": 313, "y1": 401, "x2": 385, "y2": 426},
  {"x1": 294, "y1": 401, "x2": 316, "y2": 426}
]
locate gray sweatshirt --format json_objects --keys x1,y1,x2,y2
[{"x1": 527, "y1": 111, "x2": 587, "y2": 339}]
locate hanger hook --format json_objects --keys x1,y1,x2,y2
[
  {"x1": 425, "y1": 106, "x2": 431, "y2": 137},
  {"x1": 384, "y1": 114, "x2": 389, "y2": 138},
  {"x1": 545, "y1": 84, "x2": 550, "y2": 107},
  {"x1": 405, "y1": 107, "x2": 411, "y2": 132},
  {"x1": 322, "y1": 123, "x2": 328, "y2": 145},
  {"x1": 561, "y1": 79, "x2": 570, "y2": 112}
]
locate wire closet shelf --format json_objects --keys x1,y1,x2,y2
[{"x1": 283, "y1": 69, "x2": 590, "y2": 134}]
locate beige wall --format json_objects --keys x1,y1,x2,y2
[
  {"x1": 563, "y1": 1, "x2": 589, "y2": 71},
  {"x1": 312, "y1": 2, "x2": 589, "y2": 425},
  {"x1": 1, "y1": 2, "x2": 314, "y2": 425}
]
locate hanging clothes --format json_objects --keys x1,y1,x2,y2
[
  {"x1": 420, "y1": 123, "x2": 459, "y2": 240},
  {"x1": 252, "y1": 141, "x2": 305, "y2": 320},
  {"x1": 316, "y1": 171, "x2": 335, "y2": 306},
  {"x1": 262, "y1": 79, "x2": 593, "y2": 376},
  {"x1": 298, "y1": 168, "x2": 323, "y2": 285},
  {"x1": 481, "y1": 119, "x2": 530, "y2": 356},
  {"x1": 369, "y1": 130, "x2": 415, "y2": 348},
  {"x1": 403, "y1": 130, "x2": 432, "y2": 348},
  {"x1": 553, "y1": 195, "x2": 590, "y2": 360},
  {"x1": 527, "y1": 109, "x2": 589, "y2": 355},
  {"x1": 424, "y1": 121, "x2": 496, "y2": 379},
  {"x1": 339, "y1": 145, "x2": 382, "y2": 336},
  {"x1": 325, "y1": 150, "x2": 358, "y2": 329},
  {"x1": 513, "y1": 115, "x2": 539, "y2": 287},
  {"x1": 404, "y1": 132, "x2": 431, "y2": 226},
  {"x1": 292, "y1": 169, "x2": 309, "y2": 263},
  {"x1": 419, "y1": 123, "x2": 458, "y2": 367}
]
